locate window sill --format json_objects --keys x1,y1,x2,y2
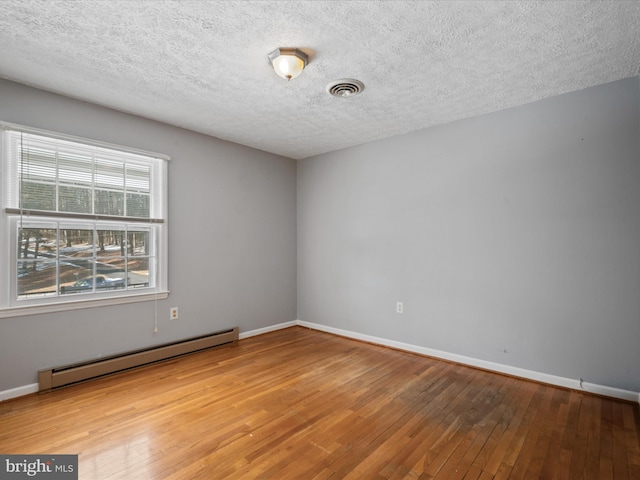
[{"x1": 0, "y1": 291, "x2": 169, "y2": 319}]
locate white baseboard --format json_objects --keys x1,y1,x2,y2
[
  {"x1": 3, "y1": 320, "x2": 638, "y2": 404},
  {"x1": 239, "y1": 320, "x2": 297, "y2": 340},
  {"x1": 0, "y1": 383, "x2": 38, "y2": 402},
  {"x1": 298, "y1": 320, "x2": 640, "y2": 404}
]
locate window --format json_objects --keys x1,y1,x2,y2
[{"x1": 0, "y1": 123, "x2": 168, "y2": 317}]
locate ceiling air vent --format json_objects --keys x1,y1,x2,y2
[{"x1": 326, "y1": 79, "x2": 365, "y2": 98}]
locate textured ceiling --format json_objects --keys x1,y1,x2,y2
[{"x1": 1, "y1": 1, "x2": 639, "y2": 160}]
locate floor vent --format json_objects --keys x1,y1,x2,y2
[{"x1": 38, "y1": 327, "x2": 239, "y2": 392}]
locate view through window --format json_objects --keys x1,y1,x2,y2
[{"x1": 1, "y1": 124, "x2": 168, "y2": 312}]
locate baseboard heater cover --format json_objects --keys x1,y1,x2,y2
[{"x1": 38, "y1": 327, "x2": 239, "y2": 392}]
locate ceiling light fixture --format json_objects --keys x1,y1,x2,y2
[{"x1": 268, "y1": 48, "x2": 308, "y2": 81}]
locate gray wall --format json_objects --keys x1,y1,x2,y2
[
  {"x1": 0, "y1": 79, "x2": 297, "y2": 391},
  {"x1": 2, "y1": 76, "x2": 639, "y2": 394},
  {"x1": 298, "y1": 77, "x2": 640, "y2": 392}
]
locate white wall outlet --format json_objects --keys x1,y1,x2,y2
[
  {"x1": 170, "y1": 307, "x2": 179, "y2": 320},
  {"x1": 396, "y1": 301, "x2": 404, "y2": 314}
]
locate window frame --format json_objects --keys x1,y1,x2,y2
[{"x1": 0, "y1": 122, "x2": 169, "y2": 318}]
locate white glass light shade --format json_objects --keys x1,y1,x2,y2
[{"x1": 268, "y1": 48, "x2": 308, "y2": 80}]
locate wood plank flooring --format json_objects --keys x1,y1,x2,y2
[{"x1": 1, "y1": 326, "x2": 639, "y2": 479}]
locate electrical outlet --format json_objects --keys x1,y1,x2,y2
[
  {"x1": 170, "y1": 307, "x2": 179, "y2": 320},
  {"x1": 396, "y1": 301, "x2": 404, "y2": 314}
]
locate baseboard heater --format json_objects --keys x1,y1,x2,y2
[{"x1": 38, "y1": 327, "x2": 239, "y2": 393}]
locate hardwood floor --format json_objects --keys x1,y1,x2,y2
[{"x1": 1, "y1": 326, "x2": 639, "y2": 479}]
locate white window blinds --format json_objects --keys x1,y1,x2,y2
[{"x1": 3, "y1": 128, "x2": 165, "y2": 222}]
